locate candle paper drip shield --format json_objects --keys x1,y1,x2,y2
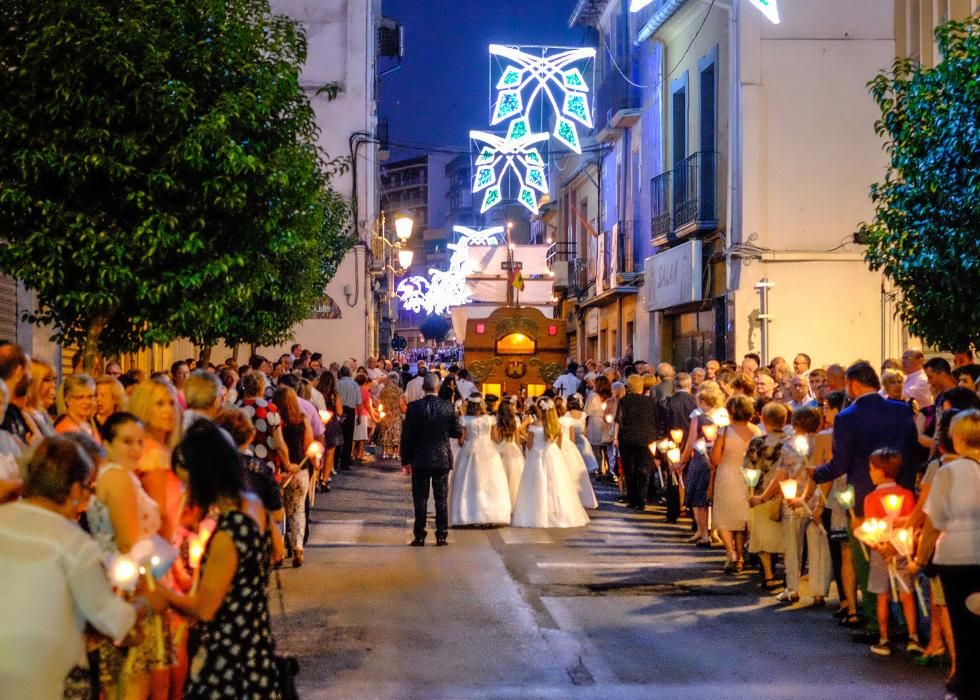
[
  {"x1": 701, "y1": 424, "x2": 718, "y2": 442},
  {"x1": 306, "y1": 441, "x2": 324, "y2": 461},
  {"x1": 791, "y1": 435, "x2": 810, "y2": 456},
  {"x1": 670, "y1": 429, "x2": 684, "y2": 444},
  {"x1": 836, "y1": 485, "x2": 856, "y2": 509},
  {"x1": 667, "y1": 447, "x2": 681, "y2": 464},
  {"x1": 891, "y1": 528, "x2": 914, "y2": 558},
  {"x1": 742, "y1": 467, "x2": 762, "y2": 489},
  {"x1": 694, "y1": 438, "x2": 708, "y2": 455},
  {"x1": 714, "y1": 413, "x2": 731, "y2": 428},
  {"x1": 318, "y1": 409, "x2": 334, "y2": 423},
  {"x1": 129, "y1": 534, "x2": 178, "y2": 579},
  {"x1": 779, "y1": 479, "x2": 798, "y2": 500}
]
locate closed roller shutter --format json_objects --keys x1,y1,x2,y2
[{"x1": 0, "y1": 275, "x2": 17, "y2": 343}]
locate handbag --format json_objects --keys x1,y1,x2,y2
[{"x1": 767, "y1": 495, "x2": 784, "y2": 522}]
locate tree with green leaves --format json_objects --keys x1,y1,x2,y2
[
  {"x1": 0, "y1": 0, "x2": 352, "y2": 368},
  {"x1": 859, "y1": 16, "x2": 980, "y2": 352},
  {"x1": 419, "y1": 314, "x2": 451, "y2": 344}
]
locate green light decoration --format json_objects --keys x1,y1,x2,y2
[
  {"x1": 519, "y1": 186, "x2": 539, "y2": 215},
  {"x1": 497, "y1": 65, "x2": 524, "y2": 89},
  {"x1": 506, "y1": 117, "x2": 531, "y2": 141},
  {"x1": 553, "y1": 117, "x2": 580, "y2": 153},
  {"x1": 474, "y1": 165, "x2": 496, "y2": 192},
  {"x1": 561, "y1": 68, "x2": 588, "y2": 92},
  {"x1": 481, "y1": 185, "x2": 502, "y2": 213},
  {"x1": 492, "y1": 90, "x2": 523, "y2": 124},
  {"x1": 562, "y1": 92, "x2": 593, "y2": 129},
  {"x1": 475, "y1": 147, "x2": 496, "y2": 165},
  {"x1": 524, "y1": 149, "x2": 543, "y2": 166},
  {"x1": 525, "y1": 166, "x2": 547, "y2": 194}
]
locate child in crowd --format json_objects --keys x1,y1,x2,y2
[{"x1": 862, "y1": 447, "x2": 919, "y2": 657}]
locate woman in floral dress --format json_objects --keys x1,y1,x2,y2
[{"x1": 378, "y1": 373, "x2": 407, "y2": 459}]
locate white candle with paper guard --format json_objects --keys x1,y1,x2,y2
[
  {"x1": 701, "y1": 424, "x2": 718, "y2": 442},
  {"x1": 319, "y1": 409, "x2": 334, "y2": 423},
  {"x1": 670, "y1": 429, "x2": 684, "y2": 445}
]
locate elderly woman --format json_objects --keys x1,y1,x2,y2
[
  {"x1": 95, "y1": 374, "x2": 127, "y2": 433},
  {"x1": 614, "y1": 374, "x2": 658, "y2": 511},
  {"x1": 55, "y1": 374, "x2": 100, "y2": 443},
  {"x1": 0, "y1": 436, "x2": 159, "y2": 699},
  {"x1": 378, "y1": 372, "x2": 408, "y2": 460},
  {"x1": 911, "y1": 409, "x2": 980, "y2": 700}
]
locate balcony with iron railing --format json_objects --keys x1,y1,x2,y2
[
  {"x1": 616, "y1": 220, "x2": 640, "y2": 277},
  {"x1": 650, "y1": 171, "x2": 672, "y2": 244},
  {"x1": 673, "y1": 151, "x2": 718, "y2": 236},
  {"x1": 595, "y1": 70, "x2": 642, "y2": 135}
]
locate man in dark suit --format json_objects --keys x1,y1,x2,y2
[
  {"x1": 400, "y1": 372, "x2": 462, "y2": 546},
  {"x1": 811, "y1": 360, "x2": 921, "y2": 639}
]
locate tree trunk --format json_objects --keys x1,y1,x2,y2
[
  {"x1": 199, "y1": 345, "x2": 212, "y2": 367},
  {"x1": 81, "y1": 317, "x2": 107, "y2": 375},
  {"x1": 231, "y1": 343, "x2": 240, "y2": 364}
]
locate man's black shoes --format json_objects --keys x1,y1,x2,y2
[
  {"x1": 436, "y1": 537, "x2": 448, "y2": 546},
  {"x1": 409, "y1": 538, "x2": 425, "y2": 547}
]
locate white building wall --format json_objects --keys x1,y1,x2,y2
[
  {"x1": 263, "y1": 0, "x2": 381, "y2": 364},
  {"x1": 733, "y1": 0, "x2": 897, "y2": 368}
]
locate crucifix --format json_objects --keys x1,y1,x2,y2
[{"x1": 500, "y1": 222, "x2": 523, "y2": 308}]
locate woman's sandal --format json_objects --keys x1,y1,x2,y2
[
  {"x1": 912, "y1": 652, "x2": 947, "y2": 667},
  {"x1": 839, "y1": 614, "x2": 864, "y2": 629},
  {"x1": 762, "y1": 577, "x2": 783, "y2": 591}
]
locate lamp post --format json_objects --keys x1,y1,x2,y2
[{"x1": 376, "y1": 210, "x2": 414, "y2": 357}]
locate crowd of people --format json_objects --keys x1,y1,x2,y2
[{"x1": 0, "y1": 337, "x2": 977, "y2": 700}]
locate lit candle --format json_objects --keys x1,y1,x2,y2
[
  {"x1": 742, "y1": 467, "x2": 762, "y2": 489},
  {"x1": 694, "y1": 438, "x2": 708, "y2": 455},
  {"x1": 109, "y1": 554, "x2": 140, "y2": 592},
  {"x1": 670, "y1": 429, "x2": 684, "y2": 444},
  {"x1": 604, "y1": 414, "x2": 614, "y2": 424},
  {"x1": 779, "y1": 479, "x2": 798, "y2": 500},
  {"x1": 667, "y1": 447, "x2": 681, "y2": 464},
  {"x1": 318, "y1": 409, "x2": 334, "y2": 423},
  {"x1": 701, "y1": 424, "x2": 718, "y2": 442},
  {"x1": 836, "y1": 486, "x2": 856, "y2": 511},
  {"x1": 648, "y1": 442, "x2": 659, "y2": 457},
  {"x1": 714, "y1": 413, "x2": 731, "y2": 428},
  {"x1": 883, "y1": 493, "x2": 904, "y2": 517}
]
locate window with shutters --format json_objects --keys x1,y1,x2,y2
[{"x1": 0, "y1": 275, "x2": 17, "y2": 343}]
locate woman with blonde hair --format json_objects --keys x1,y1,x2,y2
[
  {"x1": 55, "y1": 374, "x2": 100, "y2": 444},
  {"x1": 24, "y1": 359, "x2": 58, "y2": 442},
  {"x1": 511, "y1": 398, "x2": 589, "y2": 528},
  {"x1": 94, "y1": 375, "x2": 127, "y2": 432},
  {"x1": 681, "y1": 382, "x2": 728, "y2": 546}
]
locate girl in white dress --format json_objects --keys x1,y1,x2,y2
[
  {"x1": 449, "y1": 394, "x2": 512, "y2": 526},
  {"x1": 512, "y1": 398, "x2": 590, "y2": 529},
  {"x1": 556, "y1": 398, "x2": 598, "y2": 509},
  {"x1": 493, "y1": 397, "x2": 525, "y2": 509},
  {"x1": 567, "y1": 394, "x2": 599, "y2": 474}
]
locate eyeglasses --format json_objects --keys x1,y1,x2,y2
[{"x1": 68, "y1": 393, "x2": 96, "y2": 401}]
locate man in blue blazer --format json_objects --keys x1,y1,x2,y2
[
  {"x1": 811, "y1": 360, "x2": 922, "y2": 639},
  {"x1": 400, "y1": 372, "x2": 462, "y2": 546}
]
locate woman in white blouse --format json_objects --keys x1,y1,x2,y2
[
  {"x1": 0, "y1": 436, "x2": 160, "y2": 699},
  {"x1": 911, "y1": 409, "x2": 980, "y2": 700}
]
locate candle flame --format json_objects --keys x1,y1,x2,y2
[
  {"x1": 883, "y1": 493, "x2": 904, "y2": 514},
  {"x1": 110, "y1": 555, "x2": 140, "y2": 589},
  {"x1": 319, "y1": 409, "x2": 334, "y2": 423},
  {"x1": 701, "y1": 424, "x2": 718, "y2": 441},
  {"x1": 779, "y1": 479, "x2": 798, "y2": 500},
  {"x1": 670, "y1": 429, "x2": 684, "y2": 444}
]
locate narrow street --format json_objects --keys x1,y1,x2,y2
[{"x1": 273, "y1": 461, "x2": 943, "y2": 699}]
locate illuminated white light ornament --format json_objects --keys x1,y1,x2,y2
[
  {"x1": 470, "y1": 129, "x2": 549, "y2": 214},
  {"x1": 631, "y1": 0, "x2": 779, "y2": 24},
  {"x1": 748, "y1": 0, "x2": 780, "y2": 24},
  {"x1": 395, "y1": 226, "x2": 504, "y2": 315}
]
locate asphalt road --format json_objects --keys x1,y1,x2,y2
[{"x1": 271, "y1": 459, "x2": 945, "y2": 700}]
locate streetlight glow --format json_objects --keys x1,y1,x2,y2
[
  {"x1": 398, "y1": 249, "x2": 414, "y2": 269},
  {"x1": 394, "y1": 211, "x2": 414, "y2": 242}
]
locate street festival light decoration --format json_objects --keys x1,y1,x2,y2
[
  {"x1": 472, "y1": 45, "x2": 596, "y2": 214},
  {"x1": 630, "y1": 0, "x2": 780, "y2": 24},
  {"x1": 395, "y1": 226, "x2": 505, "y2": 315}
]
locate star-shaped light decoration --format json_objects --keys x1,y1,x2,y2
[
  {"x1": 489, "y1": 44, "x2": 596, "y2": 155},
  {"x1": 470, "y1": 122, "x2": 549, "y2": 215}
]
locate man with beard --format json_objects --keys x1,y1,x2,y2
[{"x1": 0, "y1": 343, "x2": 32, "y2": 444}]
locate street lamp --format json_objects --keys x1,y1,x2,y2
[
  {"x1": 398, "y1": 248, "x2": 414, "y2": 270},
  {"x1": 394, "y1": 211, "x2": 414, "y2": 243}
]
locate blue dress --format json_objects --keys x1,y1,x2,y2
[{"x1": 684, "y1": 413, "x2": 714, "y2": 509}]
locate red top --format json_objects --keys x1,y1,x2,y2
[{"x1": 863, "y1": 482, "x2": 915, "y2": 519}]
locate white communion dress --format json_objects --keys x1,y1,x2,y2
[
  {"x1": 559, "y1": 415, "x2": 599, "y2": 509},
  {"x1": 496, "y1": 435, "x2": 525, "y2": 509},
  {"x1": 512, "y1": 425, "x2": 590, "y2": 528},
  {"x1": 570, "y1": 413, "x2": 600, "y2": 473},
  {"x1": 449, "y1": 415, "x2": 512, "y2": 526}
]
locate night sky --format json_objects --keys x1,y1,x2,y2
[{"x1": 379, "y1": 0, "x2": 588, "y2": 158}]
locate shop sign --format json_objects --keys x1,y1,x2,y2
[
  {"x1": 586, "y1": 308, "x2": 599, "y2": 335},
  {"x1": 644, "y1": 240, "x2": 702, "y2": 311}
]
